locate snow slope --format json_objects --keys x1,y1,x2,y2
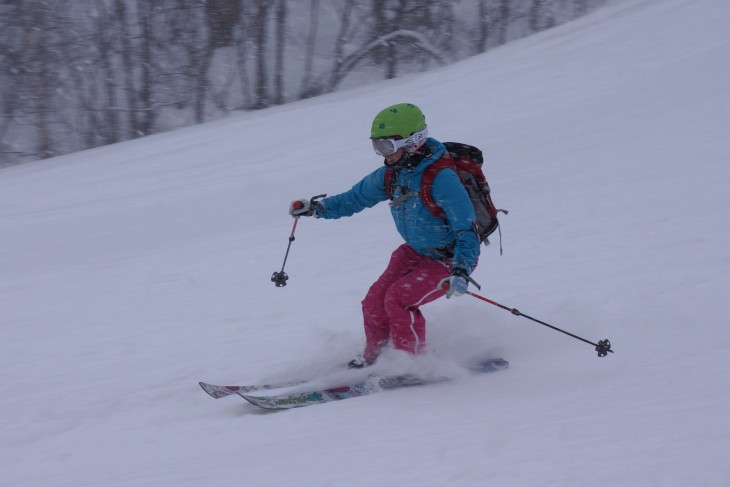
[{"x1": 2, "y1": 0, "x2": 729, "y2": 485}]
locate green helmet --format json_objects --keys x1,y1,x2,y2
[{"x1": 370, "y1": 103, "x2": 427, "y2": 139}]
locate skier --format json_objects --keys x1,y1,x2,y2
[{"x1": 289, "y1": 103, "x2": 480, "y2": 368}]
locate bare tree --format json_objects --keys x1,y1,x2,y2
[
  {"x1": 96, "y1": 3, "x2": 121, "y2": 145},
  {"x1": 328, "y1": 0, "x2": 357, "y2": 92},
  {"x1": 529, "y1": 0, "x2": 556, "y2": 32},
  {"x1": 328, "y1": 30, "x2": 447, "y2": 92},
  {"x1": 114, "y1": 0, "x2": 140, "y2": 139},
  {"x1": 475, "y1": 0, "x2": 497, "y2": 54},
  {"x1": 236, "y1": 2, "x2": 253, "y2": 108},
  {"x1": 251, "y1": 0, "x2": 274, "y2": 109},
  {"x1": 365, "y1": 0, "x2": 451, "y2": 79},
  {"x1": 206, "y1": 0, "x2": 241, "y2": 48},
  {"x1": 33, "y1": 5, "x2": 53, "y2": 157},
  {"x1": 187, "y1": 3, "x2": 213, "y2": 123},
  {"x1": 274, "y1": 0, "x2": 287, "y2": 105},
  {"x1": 574, "y1": 0, "x2": 589, "y2": 16},
  {"x1": 497, "y1": 0, "x2": 511, "y2": 45},
  {"x1": 299, "y1": 0, "x2": 320, "y2": 98},
  {"x1": 4, "y1": 0, "x2": 61, "y2": 159}
]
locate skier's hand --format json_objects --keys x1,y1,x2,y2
[
  {"x1": 289, "y1": 199, "x2": 317, "y2": 218},
  {"x1": 442, "y1": 269, "x2": 469, "y2": 299}
]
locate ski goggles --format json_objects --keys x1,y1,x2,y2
[
  {"x1": 371, "y1": 126, "x2": 428, "y2": 157},
  {"x1": 371, "y1": 136, "x2": 409, "y2": 157}
]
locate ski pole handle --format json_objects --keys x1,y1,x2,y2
[{"x1": 291, "y1": 201, "x2": 304, "y2": 217}]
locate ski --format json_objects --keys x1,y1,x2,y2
[
  {"x1": 197, "y1": 367, "x2": 425, "y2": 399},
  {"x1": 238, "y1": 358, "x2": 509, "y2": 410},
  {"x1": 198, "y1": 379, "x2": 306, "y2": 399},
  {"x1": 241, "y1": 383, "x2": 374, "y2": 409}
]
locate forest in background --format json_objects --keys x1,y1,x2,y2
[{"x1": 0, "y1": 0, "x2": 605, "y2": 165}]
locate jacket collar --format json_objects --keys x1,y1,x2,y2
[{"x1": 407, "y1": 138, "x2": 445, "y2": 175}]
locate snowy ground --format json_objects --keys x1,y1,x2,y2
[{"x1": 2, "y1": 0, "x2": 729, "y2": 485}]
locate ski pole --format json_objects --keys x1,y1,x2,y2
[
  {"x1": 459, "y1": 287, "x2": 613, "y2": 357},
  {"x1": 271, "y1": 194, "x2": 326, "y2": 287}
]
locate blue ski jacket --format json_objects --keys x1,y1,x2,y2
[{"x1": 316, "y1": 138, "x2": 480, "y2": 273}]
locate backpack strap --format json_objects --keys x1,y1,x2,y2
[
  {"x1": 383, "y1": 167, "x2": 398, "y2": 199},
  {"x1": 418, "y1": 152, "x2": 455, "y2": 219},
  {"x1": 384, "y1": 152, "x2": 457, "y2": 220}
]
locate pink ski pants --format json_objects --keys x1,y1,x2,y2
[{"x1": 361, "y1": 243, "x2": 452, "y2": 362}]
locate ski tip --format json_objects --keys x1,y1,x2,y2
[
  {"x1": 199, "y1": 381, "x2": 242, "y2": 399},
  {"x1": 199, "y1": 382, "x2": 221, "y2": 398},
  {"x1": 470, "y1": 357, "x2": 509, "y2": 373}
]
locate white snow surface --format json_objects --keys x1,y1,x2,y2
[{"x1": 2, "y1": 0, "x2": 729, "y2": 485}]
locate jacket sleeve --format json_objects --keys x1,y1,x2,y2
[
  {"x1": 317, "y1": 167, "x2": 388, "y2": 219},
  {"x1": 430, "y1": 169, "x2": 481, "y2": 273}
]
